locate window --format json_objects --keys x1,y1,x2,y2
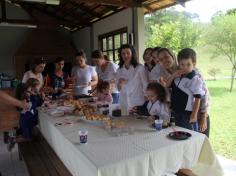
[{"x1": 99, "y1": 27, "x2": 128, "y2": 63}]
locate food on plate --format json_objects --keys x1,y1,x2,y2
[{"x1": 104, "y1": 119, "x2": 125, "y2": 129}]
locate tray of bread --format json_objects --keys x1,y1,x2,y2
[{"x1": 74, "y1": 102, "x2": 108, "y2": 122}]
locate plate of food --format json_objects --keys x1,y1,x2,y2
[{"x1": 168, "y1": 131, "x2": 192, "y2": 140}]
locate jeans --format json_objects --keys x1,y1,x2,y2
[
  {"x1": 173, "y1": 112, "x2": 199, "y2": 132},
  {"x1": 112, "y1": 93, "x2": 120, "y2": 104}
]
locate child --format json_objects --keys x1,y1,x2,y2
[
  {"x1": 130, "y1": 82, "x2": 170, "y2": 122},
  {"x1": 167, "y1": 48, "x2": 205, "y2": 131},
  {"x1": 96, "y1": 81, "x2": 113, "y2": 104},
  {"x1": 18, "y1": 78, "x2": 44, "y2": 140}
]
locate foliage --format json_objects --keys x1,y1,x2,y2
[
  {"x1": 207, "y1": 79, "x2": 236, "y2": 160},
  {"x1": 145, "y1": 9, "x2": 202, "y2": 52},
  {"x1": 205, "y1": 13, "x2": 236, "y2": 91},
  {"x1": 208, "y1": 68, "x2": 221, "y2": 80}
]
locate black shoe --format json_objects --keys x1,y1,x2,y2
[
  {"x1": 3, "y1": 132, "x2": 9, "y2": 144},
  {"x1": 7, "y1": 137, "x2": 15, "y2": 152}
]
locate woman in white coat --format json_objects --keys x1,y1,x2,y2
[{"x1": 116, "y1": 44, "x2": 148, "y2": 115}]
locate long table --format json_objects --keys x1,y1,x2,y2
[{"x1": 38, "y1": 111, "x2": 223, "y2": 176}]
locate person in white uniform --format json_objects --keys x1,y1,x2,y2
[
  {"x1": 72, "y1": 51, "x2": 98, "y2": 98},
  {"x1": 92, "y1": 50, "x2": 119, "y2": 104},
  {"x1": 143, "y1": 47, "x2": 162, "y2": 82},
  {"x1": 130, "y1": 82, "x2": 170, "y2": 123},
  {"x1": 116, "y1": 44, "x2": 148, "y2": 115}
]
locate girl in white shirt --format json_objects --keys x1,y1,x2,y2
[
  {"x1": 116, "y1": 44, "x2": 148, "y2": 115},
  {"x1": 130, "y1": 82, "x2": 170, "y2": 122},
  {"x1": 72, "y1": 51, "x2": 98, "y2": 97},
  {"x1": 143, "y1": 47, "x2": 161, "y2": 82}
]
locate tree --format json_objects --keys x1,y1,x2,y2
[
  {"x1": 145, "y1": 19, "x2": 201, "y2": 53},
  {"x1": 145, "y1": 9, "x2": 201, "y2": 52},
  {"x1": 205, "y1": 13, "x2": 236, "y2": 92},
  {"x1": 208, "y1": 68, "x2": 221, "y2": 81}
]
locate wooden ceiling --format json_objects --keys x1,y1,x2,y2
[{"x1": 4, "y1": 0, "x2": 188, "y2": 31}]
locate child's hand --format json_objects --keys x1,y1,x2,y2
[
  {"x1": 159, "y1": 76, "x2": 167, "y2": 87},
  {"x1": 129, "y1": 107, "x2": 138, "y2": 114},
  {"x1": 189, "y1": 113, "x2": 197, "y2": 123},
  {"x1": 173, "y1": 70, "x2": 187, "y2": 78},
  {"x1": 199, "y1": 113, "x2": 208, "y2": 132},
  {"x1": 21, "y1": 100, "x2": 30, "y2": 110}
]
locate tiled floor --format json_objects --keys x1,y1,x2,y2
[
  {"x1": 0, "y1": 133, "x2": 28, "y2": 176},
  {"x1": 0, "y1": 132, "x2": 235, "y2": 176}
]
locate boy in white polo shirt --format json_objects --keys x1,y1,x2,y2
[{"x1": 167, "y1": 48, "x2": 205, "y2": 131}]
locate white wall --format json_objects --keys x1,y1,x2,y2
[
  {"x1": 0, "y1": 2, "x2": 32, "y2": 76},
  {"x1": 72, "y1": 27, "x2": 91, "y2": 62},
  {"x1": 71, "y1": 8, "x2": 145, "y2": 62},
  {"x1": 92, "y1": 9, "x2": 133, "y2": 50}
]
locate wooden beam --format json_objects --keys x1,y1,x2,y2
[
  {"x1": 75, "y1": 0, "x2": 138, "y2": 7},
  {"x1": 0, "y1": 18, "x2": 36, "y2": 25},
  {"x1": 1, "y1": 0, "x2": 7, "y2": 21},
  {"x1": 71, "y1": 1, "x2": 102, "y2": 18}
]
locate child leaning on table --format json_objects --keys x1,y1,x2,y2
[
  {"x1": 96, "y1": 81, "x2": 113, "y2": 104},
  {"x1": 130, "y1": 82, "x2": 170, "y2": 122},
  {"x1": 17, "y1": 78, "x2": 44, "y2": 141},
  {"x1": 166, "y1": 48, "x2": 206, "y2": 132}
]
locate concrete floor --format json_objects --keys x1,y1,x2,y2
[
  {"x1": 0, "y1": 133, "x2": 28, "y2": 176},
  {"x1": 0, "y1": 132, "x2": 235, "y2": 176}
]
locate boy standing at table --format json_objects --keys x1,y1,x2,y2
[{"x1": 166, "y1": 48, "x2": 205, "y2": 131}]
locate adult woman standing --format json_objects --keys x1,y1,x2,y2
[
  {"x1": 72, "y1": 51, "x2": 98, "y2": 98},
  {"x1": 92, "y1": 50, "x2": 119, "y2": 103},
  {"x1": 45, "y1": 57, "x2": 69, "y2": 96},
  {"x1": 116, "y1": 44, "x2": 148, "y2": 115},
  {"x1": 22, "y1": 57, "x2": 46, "y2": 89}
]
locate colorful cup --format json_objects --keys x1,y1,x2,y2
[
  {"x1": 154, "y1": 119, "x2": 163, "y2": 131},
  {"x1": 78, "y1": 130, "x2": 88, "y2": 144}
]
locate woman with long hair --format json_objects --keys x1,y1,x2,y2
[{"x1": 116, "y1": 44, "x2": 148, "y2": 115}]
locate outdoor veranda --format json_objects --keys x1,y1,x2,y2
[{"x1": 0, "y1": 0, "x2": 236, "y2": 176}]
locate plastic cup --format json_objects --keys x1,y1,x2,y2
[
  {"x1": 78, "y1": 130, "x2": 88, "y2": 144},
  {"x1": 154, "y1": 119, "x2": 163, "y2": 131}
]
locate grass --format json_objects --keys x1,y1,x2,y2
[
  {"x1": 192, "y1": 46, "x2": 236, "y2": 160},
  {"x1": 194, "y1": 46, "x2": 233, "y2": 79},
  {"x1": 206, "y1": 79, "x2": 236, "y2": 160}
]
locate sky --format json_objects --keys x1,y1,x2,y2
[{"x1": 174, "y1": 0, "x2": 236, "y2": 22}]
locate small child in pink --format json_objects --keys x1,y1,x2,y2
[{"x1": 96, "y1": 81, "x2": 113, "y2": 104}]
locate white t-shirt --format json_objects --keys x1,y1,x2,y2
[
  {"x1": 96, "y1": 62, "x2": 119, "y2": 93},
  {"x1": 22, "y1": 70, "x2": 44, "y2": 89},
  {"x1": 116, "y1": 64, "x2": 148, "y2": 114},
  {"x1": 146, "y1": 100, "x2": 170, "y2": 122},
  {"x1": 146, "y1": 64, "x2": 161, "y2": 82},
  {"x1": 72, "y1": 65, "x2": 97, "y2": 96}
]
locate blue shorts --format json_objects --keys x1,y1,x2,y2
[{"x1": 173, "y1": 112, "x2": 198, "y2": 132}]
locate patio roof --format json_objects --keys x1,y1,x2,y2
[{"x1": 2, "y1": 0, "x2": 189, "y2": 31}]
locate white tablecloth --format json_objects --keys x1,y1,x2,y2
[{"x1": 38, "y1": 111, "x2": 223, "y2": 176}]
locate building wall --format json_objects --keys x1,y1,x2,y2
[
  {"x1": 72, "y1": 27, "x2": 91, "y2": 62},
  {"x1": 71, "y1": 8, "x2": 145, "y2": 62},
  {"x1": 0, "y1": 2, "x2": 32, "y2": 76},
  {"x1": 0, "y1": 2, "x2": 72, "y2": 77},
  {"x1": 92, "y1": 9, "x2": 133, "y2": 50}
]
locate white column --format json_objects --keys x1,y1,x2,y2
[{"x1": 133, "y1": 7, "x2": 145, "y2": 62}]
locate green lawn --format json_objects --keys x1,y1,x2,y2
[
  {"x1": 194, "y1": 47, "x2": 233, "y2": 79},
  {"x1": 206, "y1": 79, "x2": 236, "y2": 160}
]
